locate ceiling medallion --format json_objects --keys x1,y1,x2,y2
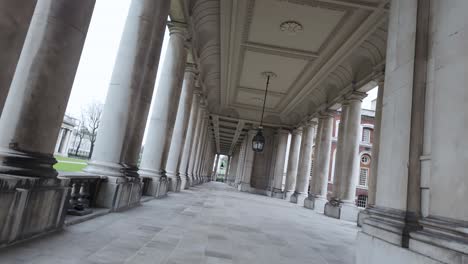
[
  {"x1": 261, "y1": 71, "x2": 277, "y2": 79},
  {"x1": 280, "y1": 20, "x2": 303, "y2": 34}
]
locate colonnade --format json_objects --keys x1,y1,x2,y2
[
  {"x1": 0, "y1": 0, "x2": 216, "y2": 247},
  {"x1": 226, "y1": 89, "x2": 371, "y2": 223}
]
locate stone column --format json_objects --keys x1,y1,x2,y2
[
  {"x1": 84, "y1": 0, "x2": 170, "y2": 209},
  {"x1": 193, "y1": 115, "x2": 208, "y2": 184},
  {"x1": 138, "y1": 22, "x2": 188, "y2": 196},
  {"x1": 235, "y1": 139, "x2": 247, "y2": 186},
  {"x1": 55, "y1": 128, "x2": 64, "y2": 153},
  {"x1": 290, "y1": 121, "x2": 316, "y2": 204},
  {"x1": 238, "y1": 129, "x2": 258, "y2": 192},
  {"x1": 212, "y1": 153, "x2": 220, "y2": 179},
  {"x1": 325, "y1": 92, "x2": 366, "y2": 221},
  {"x1": 367, "y1": 77, "x2": 384, "y2": 207},
  {"x1": 178, "y1": 90, "x2": 201, "y2": 189},
  {"x1": 305, "y1": 111, "x2": 334, "y2": 211},
  {"x1": 165, "y1": 64, "x2": 197, "y2": 192},
  {"x1": 0, "y1": 0, "x2": 37, "y2": 116},
  {"x1": 187, "y1": 100, "x2": 205, "y2": 186},
  {"x1": 225, "y1": 156, "x2": 232, "y2": 182},
  {"x1": 271, "y1": 129, "x2": 290, "y2": 199},
  {"x1": 284, "y1": 128, "x2": 303, "y2": 200},
  {"x1": 0, "y1": 0, "x2": 95, "y2": 246}
]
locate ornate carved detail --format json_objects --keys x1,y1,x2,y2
[{"x1": 280, "y1": 20, "x2": 304, "y2": 34}]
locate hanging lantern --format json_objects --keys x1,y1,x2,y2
[
  {"x1": 252, "y1": 128, "x2": 265, "y2": 152},
  {"x1": 251, "y1": 71, "x2": 275, "y2": 152}
]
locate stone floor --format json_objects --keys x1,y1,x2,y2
[{"x1": 0, "y1": 182, "x2": 358, "y2": 264}]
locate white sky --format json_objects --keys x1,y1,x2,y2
[
  {"x1": 362, "y1": 87, "x2": 378, "y2": 110},
  {"x1": 66, "y1": 0, "x2": 169, "y2": 118}
]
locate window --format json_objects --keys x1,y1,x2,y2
[
  {"x1": 362, "y1": 128, "x2": 371, "y2": 143},
  {"x1": 357, "y1": 195, "x2": 368, "y2": 208},
  {"x1": 359, "y1": 168, "x2": 369, "y2": 187},
  {"x1": 361, "y1": 154, "x2": 371, "y2": 165}
]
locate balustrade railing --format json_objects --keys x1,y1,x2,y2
[{"x1": 58, "y1": 173, "x2": 105, "y2": 216}]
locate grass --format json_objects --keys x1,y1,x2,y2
[{"x1": 53, "y1": 156, "x2": 88, "y2": 172}]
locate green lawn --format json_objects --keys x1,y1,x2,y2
[{"x1": 54, "y1": 156, "x2": 88, "y2": 172}]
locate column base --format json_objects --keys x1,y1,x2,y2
[
  {"x1": 290, "y1": 192, "x2": 307, "y2": 204},
  {"x1": 0, "y1": 175, "x2": 69, "y2": 248},
  {"x1": 238, "y1": 182, "x2": 251, "y2": 192},
  {"x1": 360, "y1": 207, "x2": 468, "y2": 263},
  {"x1": 324, "y1": 201, "x2": 341, "y2": 219},
  {"x1": 141, "y1": 176, "x2": 168, "y2": 198},
  {"x1": 95, "y1": 176, "x2": 142, "y2": 212},
  {"x1": 271, "y1": 188, "x2": 284, "y2": 199},
  {"x1": 303, "y1": 195, "x2": 315, "y2": 209},
  {"x1": 341, "y1": 202, "x2": 360, "y2": 222},
  {"x1": 167, "y1": 176, "x2": 181, "y2": 192},
  {"x1": 284, "y1": 190, "x2": 294, "y2": 201}
]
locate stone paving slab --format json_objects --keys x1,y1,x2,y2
[{"x1": 0, "y1": 182, "x2": 357, "y2": 264}]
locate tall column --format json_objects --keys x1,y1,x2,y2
[
  {"x1": 238, "y1": 129, "x2": 258, "y2": 192},
  {"x1": 84, "y1": 0, "x2": 170, "y2": 209},
  {"x1": 305, "y1": 111, "x2": 334, "y2": 211},
  {"x1": 225, "y1": 156, "x2": 232, "y2": 182},
  {"x1": 187, "y1": 100, "x2": 205, "y2": 186},
  {"x1": 165, "y1": 64, "x2": 197, "y2": 192},
  {"x1": 0, "y1": 0, "x2": 37, "y2": 116},
  {"x1": 138, "y1": 22, "x2": 189, "y2": 196},
  {"x1": 235, "y1": 139, "x2": 247, "y2": 186},
  {"x1": 271, "y1": 129, "x2": 290, "y2": 199},
  {"x1": 212, "y1": 153, "x2": 220, "y2": 179},
  {"x1": 193, "y1": 115, "x2": 208, "y2": 184},
  {"x1": 290, "y1": 121, "x2": 316, "y2": 204},
  {"x1": 367, "y1": 77, "x2": 384, "y2": 207},
  {"x1": 178, "y1": 90, "x2": 201, "y2": 189},
  {"x1": 0, "y1": 0, "x2": 95, "y2": 245},
  {"x1": 284, "y1": 128, "x2": 303, "y2": 200},
  {"x1": 325, "y1": 91, "x2": 366, "y2": 221}
]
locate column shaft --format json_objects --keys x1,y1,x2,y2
[
  {"x1": 187, "y1": 102, "x2": 205, "y2": 185},
  {"x1": 312, "y1": 113, "x2": 334, "y2": 198},
  {"x1": 178, "y1": 91, "x2": 201, "y2": 189},
  {"x1": 331, "y1": 104, "x2": 349, "y2": 198},
  {"x1": 0, "y1": 0, "x2": 37, "y2": 116},
  {"x1": 165, "y1": 64, "x2": 197, "y2": 191},
  {"x1": 290, "y1": 122, "x2": 315, "y2": 204},
  {"x1": 0, "y1": 0, "x2": 95, "y2": 245},
  {"x1": 368, "y1": 79, "x2": 384, "y2": 206},
  {"x1": 85, "y1": 0, "x2": 169, "y2": 178},
  {"x1": 0, "y1": 0, "x2": 95, "y2": 176},
  {"x1": 284, "y1": 128, "x2": 303, "y2": 199},
  {"x1": 341, "y1": 94, "x2": 365, "y2": 203},
  {"x1": 139, "y1": 23, "x2": 188, "y2": 195},
  {"x1": 271, "y1": 129, "x2": 290, "y2": 198},
  {"x1": 238, "y1": 130, "x2": 257, "y2": 192}
]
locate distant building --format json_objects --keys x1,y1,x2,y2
[{"x1": 54, "y1": 115, "x2": 78, "y2": 157}]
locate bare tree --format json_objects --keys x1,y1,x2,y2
[
  {"x1": 83, "y1": 102, "x2": 103, "y2": 159},
  {"x1": 73, "y1": 115, "x2": 87, "y2": 156}
]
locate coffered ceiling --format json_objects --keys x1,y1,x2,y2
[{"x1": 175, "y1": 0, "x2": 389, "y2": 155}]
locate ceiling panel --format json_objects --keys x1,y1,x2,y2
[
  {"x1": 239, "y1": 50, "x2": 308, "y2": 94},
  {"x1": 247, "y1": 0, "x2": 346, "y2": 53}
]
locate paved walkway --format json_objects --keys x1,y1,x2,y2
[{"x1": 0, "y1": 182, "x2": 357, "y2": 264}]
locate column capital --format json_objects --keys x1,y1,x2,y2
[
  {"x1": 185, "y1": 63, "x2": 198, "y2": 75},
  {"x1": 193, "y1": 87, "x2": 203, "y2": 96},
  {"x1": 319, "y1": 109, "x2": 337, "y2": 119},
  {"x1": 275, "y1": 128, "x2": 290, "y2": 135},
  {"x1": 302, "y1": 119, "x2": 317, "y2": 128},
  {"x1": 168, "y1": 21, "x2": 188, "y2": 37},
  {"x1": 292, "y1": 127, "x2": 303, "y2": 136},
  {"x1": 344, "y1": 91, "x2": 367, "y2": 103}
]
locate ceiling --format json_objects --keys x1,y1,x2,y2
[{"x1": 173, "y1": 0, "x2": 389, "y2": 155}]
